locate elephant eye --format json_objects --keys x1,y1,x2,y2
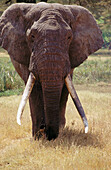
[
  {"x1": 32, "y1": 47, "x2": 34, "y2": 52},
  {"x1": 67, "y1": 36, "x2": 72, "y2": 44},
  {"x1": 68, "y1": 36, "x2": 71, "y2": 40},
  {"x1": 31, "y1": 34, "x2": 35, "y2": 43},
  {"x1": 31, "y1": 35, "x2": 35, "y2": 38},
  {"x1": 67, "y1": 30, "x2": 73, "y2": 44}
]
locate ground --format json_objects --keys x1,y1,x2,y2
[{"x1": 0, "y1": 87, "x2": 111, "y2": 169}]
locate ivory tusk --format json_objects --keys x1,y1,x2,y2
[
  {"x1": 65, "y1": 74, "x2": 88, "y2": 133},
  {"x1": 17, "y1": 72, "x2": 36, "y2": 125}
]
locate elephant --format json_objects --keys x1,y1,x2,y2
[{"x1": 0, "y1": 2, "x2": 103, "y2": 140}]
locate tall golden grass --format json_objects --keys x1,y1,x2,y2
[{"x1": 0, "y1": 87, "x2": 111, "y2": 169}]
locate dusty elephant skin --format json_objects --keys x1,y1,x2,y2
[{"x1": 0, "y1": 2, "x2": 103, "y2": 140}]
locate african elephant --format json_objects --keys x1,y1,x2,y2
[{"x1": 0, "y1": 2, "x2": 103, "y2": 140}]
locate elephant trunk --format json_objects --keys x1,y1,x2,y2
[
  {"x1": 38, "y1": 55, "x2": 64, "y2": 140},
  {"x1": 42, "y1": 82, "x2": 62, "y2": 140}
]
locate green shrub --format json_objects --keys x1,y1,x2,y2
[
  {"x1": 0, "y1": 58, "x2": 24, "y2": 92},
  {"x1": 73, "y1": 60, "x2": 111, "y2": 84}
]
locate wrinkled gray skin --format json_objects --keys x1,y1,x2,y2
[{"x1": 0, "y1": 2, "x2": 103, "y2": 140}]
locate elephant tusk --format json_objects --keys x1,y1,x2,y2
[
  {"x1": 17, "y1": 72, "x2": 36, "y2": 125},
  {"x1": 65, "y1": 74, "x2": 88, "y2": 133}
]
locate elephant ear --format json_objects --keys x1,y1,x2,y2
[
  {"x1": 67, "y1": 5, "x2": 104, "y2": 68},
  {"x1": 0, "y1": 4, "x2": 34, "y2": 66}
]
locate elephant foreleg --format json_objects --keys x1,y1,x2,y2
[
  {"x1": 29, "y1": 82, "x2": 45, "y2": 139},
  {"x1": 59, "y1": 83, "x2": 69, "y2": 128}
]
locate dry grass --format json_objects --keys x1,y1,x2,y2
[{"x1": 0, "y1": 87, "x2": 111, "y2": 169}]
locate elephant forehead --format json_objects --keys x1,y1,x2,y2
[
  {"x1": 29, "y1": 14, "x2": 71, "y2": 38},
  {"x1": 36, "y1": 13, "x2": 70, "y2": 32},
  {"x1": 32, "y1": 18, "x2": 60, "y2": 30},
  {"x1": 38, "y1": 10, "x2": 65, "y2": 26},
  {"x1": 41, "y1": 9, "x2": 62, "y2": 18}
]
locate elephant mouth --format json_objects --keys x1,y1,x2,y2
[{"x1": 17, "y1": 72, "x2": 88, "y2": 134}]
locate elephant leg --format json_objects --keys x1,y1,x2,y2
[
  {"x1": 29, "y1": 82, "x2": 45, "y2": 139},
  {"x1": 59, "y1": 83, "x2": 69, "y2": 128}
]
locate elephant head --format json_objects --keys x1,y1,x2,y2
[{"x1": 0, "y1": 2, "x2": 103, "y2": 140}]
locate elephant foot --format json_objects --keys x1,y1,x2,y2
[
  {"x1": 46, "y1": 126, "x2": 59, "y2": 141},
  {"x1": 33, "y1": 125, "x2": 59, "y2": 141}
]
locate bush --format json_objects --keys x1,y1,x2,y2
[
  {"x1": 0, "y1": 58, "x2": 24, "y2": 92},
  {"x1": 73, "y1": 60, "x2": 111, "y2": 84},
  {"x1": 102, "y1": 31, "x2": 111, "y2": 48}
]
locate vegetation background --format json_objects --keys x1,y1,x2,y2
[{"x1": 0, "y1": 0, "x2": 111, "y2": 169}]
